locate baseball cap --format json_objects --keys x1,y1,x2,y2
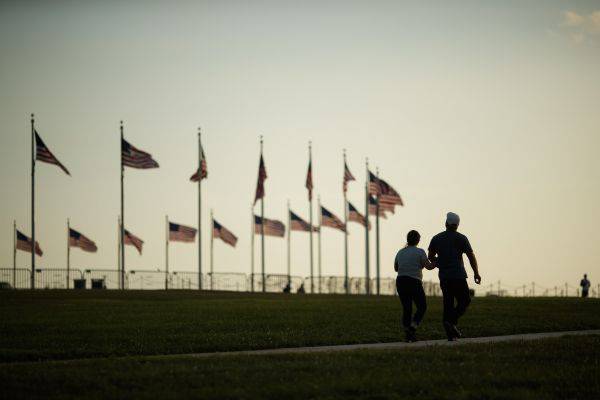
[{"x1": 446, "y1": 212, "x2": 460, "y2": 225}]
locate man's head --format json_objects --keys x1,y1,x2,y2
[
  {"x1": 584, "y1": 274, "x2": 588, "y2": 279},
  {"x1": 407, "y1": 230, "x2": 420, "y2": 246},
  {"x1": 445, "y1": 212, "x2": 460, "y2": 231}
]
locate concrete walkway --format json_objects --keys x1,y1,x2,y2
[
  {"x1": 158, "y1": 329, "x2": 600, "y2": 359},
  {"x1": 4, "y1": 330, "x2": 599, "y2": 365}
]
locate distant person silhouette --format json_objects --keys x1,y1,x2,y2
[
  {"x1": 283, "y1": 282, "x2": 291, "y2": 293},
  {"x1": 297, "y1": 283, "x2": 305, "y2": 294},
  {"x1": 428, "y1": 212, "x2": 481, "y2": 341},
  {"x1": 580, "y1": 274, "x2": 591, "y2": 298},
  {"x1": 394, "y1": 230, "x2": 436, "y2": 342}
]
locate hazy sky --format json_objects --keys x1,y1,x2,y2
[{"x1": 1, "y1": 1, "x2": 599, "y2": 292}]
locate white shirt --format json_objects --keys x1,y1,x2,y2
[{"x1": 394, "y1": 246, "x2": 428, "y2": 281}]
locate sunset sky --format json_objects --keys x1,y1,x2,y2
[{"x1": 1, "y1": 1, "x2": 599, "y2": 292}]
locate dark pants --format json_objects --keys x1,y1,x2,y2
[
  {"x1": 440, "y1": 279, "x2": 471, "y2": 325},
  {"x1": 396, "y1": 276, "x2": 427, "y2": 329}
]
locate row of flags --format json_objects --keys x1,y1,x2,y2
[
  {"x1": 14, "y1": 219, "x2": 235, "y2": 258},
  {"x1": 29, "y1": 120, "x2": 402, "y2": 294},
  {"x1": 36, "y1": 127, "x2": 402, "y2": 220},
  {"x1": 17, "y1": 228, "x2": 99, "y2": 257},
  {"x1": 26, "y1": 120, "x2": 222, "y2": 290},
  {"x1": 251, "y1": 140, "x2": 404, "y2": 294},
  {"x1": 16, "y1": 203, "x2": 370, "y2": 260},
  {"x1": 252, "y1": 204, "x2": 373, "y2": 236},
  {"x1": 36, "y1": 129, "x2": 203, "y2": 180}
]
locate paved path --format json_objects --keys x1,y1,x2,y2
[
  {"x1": 4, "y1": 330, "x2": 599, "y2": 365},
  {"x1": 157, "y1": 329, "x2": 600, "y2": 359}
]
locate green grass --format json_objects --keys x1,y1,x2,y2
[
  {"x1": 1, "y1": 335, "x2": 598, "y2": 399},
  {"x1": 1, "y1": 290, "x2": 599, "y2": 362}
]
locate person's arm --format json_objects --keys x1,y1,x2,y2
[
  {"x1": 462, "y1": 236, "x2": 481, "y2": 284},
  {"x1": 421, "y1": 256, "x2": 435, "y2": 270},
  {"x1": 427, "y1": 249, "x2": 437, "y2": 264},
  {"x1": 427, "y1": 237, "x2": 437, "y2": 264},
  {"x1": 394, "y1": 254, "x2": 398, "y2": 272},
  {"x1": 466, "y1": 251, "x2": 481, "y2": 284}
]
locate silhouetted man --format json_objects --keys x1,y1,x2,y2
[
  {"x1": 428, "y1": 212, "x2": 481, "y2": 341},
  {"x1": 580, "y1": 274, "x2": 591, "y2": 298}
]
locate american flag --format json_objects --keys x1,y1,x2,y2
[
  {"x1": 290, "y1": 211, "x2": 318, "y2": 232},
  {"x1": 169, "y1": 222, "x2": 197, "y2": 243},
  {"x1": 254, "y1": 155, "x2": 267, "y2": 204},
  {"x1": 368, "y1": 170, "x2": 381, "y2": 195},
  {"x1": 348, "y1": 202, "x2": 370, "y2": 229},
  {"x1": 378, "y1": 176, "x2": 404, "y2": 208},
  {"x1": 69, "y1": 228, "x2": 98, "y2": 253},
  {"x1": 369, "y1": 195, "x2": 388, "y2": 218},
  {"x1": 306, "y1": 160, "x2": 312, "y2": 200},
  {"x1": 16, "y1": 230, "x2": 43, "y2": 256},
  {"x1": 121, "y1": 138, "x2": 159, "y2": 169},
  {"x1": 369, "y1": 196, "x2": 389, "y2": 218},
  {"x1": 189, "y1": 144, "x2": 207, "y2": 182},
  {"x1": 213, "y1": 219, "x2": 238, "y2": 247},
  {"x1": 320, "y1": 206, "x2": 346, "y2": 232},
  {"x1": 35, "y1": 131, "x2": 70, "y2": 175},
  {"x1": 124, "y1": 229, "x2": 144, "y2": 255},
  {"x1": 343, "y1": 161, "x2": 355, "y2": 193},
  {"x1": 378, "y1": 198, "x2": 396, "y2": 214},
  {"x1": 305, "y1": 160, "x2": 313, "y2": 200},
  {"x1": 254, "y1": 215, "x2": 285, "y2": 237}
]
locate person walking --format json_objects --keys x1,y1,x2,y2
[
  {"x1": 394, "y1": 230, "x2": 435, "y2": 342},
  {"x1": 580, "y1": 274, "x2": 591, "y2": 298},
  {"x1": 428, "y1": 212, "x2": 481, "y2": 341}
]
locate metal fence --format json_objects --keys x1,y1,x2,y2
[{"x1": 1, "y1": 268, "x2": 598, "y2": 298}]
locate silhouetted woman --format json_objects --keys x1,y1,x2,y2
[{"x1": 394, "y1": 230, "x2": 435, "y2": 342}]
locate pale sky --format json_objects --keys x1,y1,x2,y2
[{"x1": 1, "y1": 1, "x2": 599, "y2": 292}]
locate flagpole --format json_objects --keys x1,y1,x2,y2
[
  {"x1": 317, "y1": 195, "x2": 322, "y2": 294},
  {"x1": 118, "y1": 216, "x2": 121, "y2": 281},
  {"x1": 165, "y1": 215, "x2": 169, "y2": 291},
  {"x1": 308, "y1": 142, "x2": 314, "y2": 294},
  {"x1": 30, "y1": 113, "x2": 35, "y2": 289},
  {"x1": 260, "y1": 136, "x2": 265, "y2": 293},
  {"x1": 287, "y1": 200, "x2": 291, "y2": 287},
  {"x1": 198, "y1": 127, "x2": 203, "y2": 291},
  {"x1": 250, "y1": 204, "x2": 255, "y2": 292},
  {"x1": 13, "y1": 220, "x2": 17, "y2": 288},
  {"x1": 343, "y1": 149, "x2": 349, "y2": 295},
  {"x1": 120, "y1": 121, "x2": 125, "y2": 290},
  {"x1": 67, "y1": 218, "x2": 70, "y2": 289},
  {"x1": 375, "y1": 167, "x2": 380, "y2": 296},
  {"x1": 210, "y1": 209, "x2": 214, "y2": 291},
  {"x1": 365, "y1": 158, "x2": 370, "y2": 295}
]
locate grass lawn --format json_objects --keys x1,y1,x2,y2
[
  {"x1": 1, "y1": 290, "x2": 599, "y2": 362},
  {"x1": 0, "y1": 335, "x2": 598, "y2": 399}
]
